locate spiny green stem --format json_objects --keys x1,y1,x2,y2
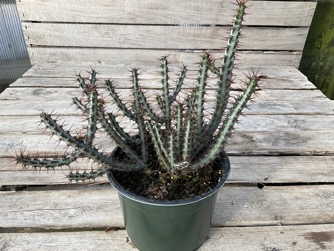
[
  {"x1": 86, "y1": 88, "x2": 98, "y2": 145},
  {"x1": 96, "y1": 109, "x2": 144, "y2": 166},
  {"x1": 107, "y1": 113, "x2": 140, "y2": 145},
  {"x1": 146, "y1": 121, "x2": 170, "y2": 170},
  {"x1": 72, "y1": 97, "x2": 87, "y2": 112},
  {"x1": 67, "y1": 168, "x2": 107, "y2": 182},
  {"x1": 161, "y1": 56, "x2": 171, "y2": 131},
  {"x1": 193, "y1": 74, "x2": 259, "y2": 169},
  {"x1": 131, "y1": 68, "x2": 148, "y2": 163},
  {"x1": 207, "y1": 1, "x2": 246, "y2": 136},
  {"x1": 16, "y1": 151, "x2": 81, "y2": 169},
  {"x1": 175, "y1": 103, "x2": 183, "y2": 160},
  {"x1": 138, "y1": 89, "x2": 164, "y2": 123},
  {"x1": 169, "y1": 65, "x2": 187, "y2": 104},
  {"x1": 182, "y1": 113, "x2": 192, "y2": 165},
  {"x1": 195, "y1": 53, "x2": 210, "y2": 140},
  {"x1": 169, "y1": 133, "x2": 174, "y2": 174},
  {"x1": 41, "y1": 112, "x2": 144, "y2": 171},
  {"x1": 105, "y1": 79, "x2": 137, "y2": 122}
]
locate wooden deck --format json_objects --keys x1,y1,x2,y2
[{"x1": 1, "y1": 62, "x2": 334, "y2": 250}]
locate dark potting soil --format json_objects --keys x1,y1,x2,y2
[{"x1": 112, "y1": 158, "x2": 223, "y2": 201}]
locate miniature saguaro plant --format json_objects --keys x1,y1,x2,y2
[{"x1": 16, "y1": 0, "x2": 260, "y2": 200}]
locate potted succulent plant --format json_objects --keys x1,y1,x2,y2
[{"x1": 16, "y1": 0, "x2": 259, "y2": 250}]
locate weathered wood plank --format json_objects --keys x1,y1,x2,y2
[
  {"x1": 17, "y1": 0, "x2": 316, "y2": 27},
  {"x1": 0, "y1": 98, "x2": 333, "y2": 116},
  {"x1": 23, "y1": 24, "x2": 309, "y2": 51},
  {"x1": 214, "y1": 185, "x2": 334, "y2": 227},
  {"x1": 1, "y1": 224, "x2": 333, "y2": 251},
  {"x1": 1, "y1": 129, "x2": 334, "y2": 157},
  {"x1": 2, "y1": 114, "x2": 333, "y2": 134},
  {"x1": 26, "y1": 48, "x2": 303, "y2": 67},
  {"x1": 0, "y1": 88, "x2": 328, "y2": 104},
  {"x1": 9, "y1": 76, "x2": 316, "y2": 90},
  {"x1": 1, "y1": 185, "x2": 333, "y2": 228},
  {"x1": 203, "y1": 225, "x2": 334, "y2": 251},
  {"x1": 21, "y1": 64, "x2": 308, "y2": 81},
  {"x1": 2, "y1": 155, "x2": 334, "y2": 186}
]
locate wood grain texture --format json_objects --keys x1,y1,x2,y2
[
  {"x1": 0, "y1": 88, "x2": 328, "y2": 103},
  {"x1": 1, "y1": 185, "x2": 334, "y2": 228},
  {"x1": 27, "y1": 48, "x2": 303, "y2": 67},
  {"x1": 1, "y1": 128, "x2": 334, "y2": 157},
  {"x1": 2, "y1": 114, "x2": 334, "y2": 134},
  {"x1": 23, "y1": 24, "x2": 309, "y2": 51},
  {"x1": 2, "y1": 155, "x2": 334, "y2": 186},
  {"x1": 10, "y1": 76, "x2": 315, "y2": 90},
  {"x1": 1, "y1": 94, "x2": 333, "y2": 116},
  {"x1": 18, "y1": 0, "x2": 315, "y2": 67},
  {"x1": 17, "y1": 0, "x2": 316, "y2": 26},
  {"x1": 20, "y1": 64, "x2": 308, "y2": 80},
  {"x1": 1, "y1": 224, "x2": 333, "y2": 251}
]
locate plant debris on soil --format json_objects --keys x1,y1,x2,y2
[{"x1": 112, "y1": 158, "x2": 223, "y2": 201}]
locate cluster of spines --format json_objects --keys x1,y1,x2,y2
[{"x1": 16, "y1": 0, "x2": 258, "y2": 181}]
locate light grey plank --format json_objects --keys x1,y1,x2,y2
[
  {"x1": 21, "y1": 64, "x2": 308, "y2": 81},
  {"x1": 9, "y1": 76, "x2": 316, "y2": 90},
  {"x1": 2, "y1": 114, "x2": 334, "y2": 134},
  {"x1": 2, "y1": 155, "x2": 334, "y2": 186},
  {"x1": 202, "y1": 224, "x2": 334, "y2": 251},
  {"x1": 0, "y1": 99, "x2": 333, "y2": 116},
  {"x1": 1, "y1": 129, "x2": 334, "y2": 157},
  {"x1": 23, "y1": 24, "x2": 309, "y2": 51},
  {"x1": 17, "y1": 0, "x2": 316, "y2": 27},
  {"x1": 27, "y1": 48, "x2": 303, "y2": 67},
  {"x1": 0, "y1": 88, "x2": 327, "y2": 103},
  {"x1": 1, "y1": 90, "x2": 332, "y2": 116},
  {"x1": 1, "y1": 224, "x2": 332, "y2": 251},
  {"x1": 1, "y1": 185, "x2": 334, "y2": 228}
]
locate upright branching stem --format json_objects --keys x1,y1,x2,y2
[
  {"x1": 195, "y1": 53, "x2": 210, "y2": 141},
  {"x1": 193, "y1": 74, "x2": 259, "y2": 169},
  {"x1": 106, "y1": 79, "x2": 136, "y2": 122},
  {"x1": 97, "y1": 109, "x2": 144, "y2": 166},
  {"x1": 161, "y1": 56, "x2": 171, "y2": 131},
  {"x1": 169, "y1": 66, "x2": 187, "y2": 104},
  {"x1": 207, "y1": 1, "x2": 247, "y2": 137},
  {"x1": 131, "y1": 68, "x2": 148, "y2": 163},
  {"x1": 175, "y1": 103, "x2": 183, "y2": 160},
  {"x1": 146, "y1": 121, "x2": 170, "y2": 170}
]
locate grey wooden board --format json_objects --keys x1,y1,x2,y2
[
  {"x1": 2, "y1": 155, "x2": 334, "y2": 186},
  {"x1": 23, "y1": 24, "x2": 309, "y2": 51},
  {"x1": 1, "y1": 224, "x2": 333, "y2": 251},
  {"x1": 26, "y1": 48, "x2": 304, "y2": 67},
  {"x1": 2, "y1": 114, "x2": 333, "y2": 134},
  {"x1": 17, "y1": 0, "x2": 316, "y2": 27},
  {"x1": 1, "y1": 86, "x2": 328, "y2": 101},
  {"x1": 1, "y1": 185, "x2": 334, "y2": 228},
  {"x1": 9, "y1": 76, "x2": 316, "y2": 90},
  {"x1": 21, "y1": 64, "x2": 308, "y2": 80},
  {"x1": 1, "y1": 96, "x2": 333, "y2": 116},
  {"x1": 3, "y1": 129, "x2": 334, "y2": 157}
]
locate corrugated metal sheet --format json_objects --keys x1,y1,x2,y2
[{"x1": 0, "y1": 0, "x2": 31, "y2": 93}]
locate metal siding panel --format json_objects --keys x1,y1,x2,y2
[{"x1": 0, "y1": 0, "x2": 31, "y2": 92}]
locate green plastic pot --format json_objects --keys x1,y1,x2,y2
[{"x1": 107, "y1": 151, "x2": 230, "y2": 251}]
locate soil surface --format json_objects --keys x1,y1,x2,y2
[{"x1": 112, "y1": 150, "x2": 224, "y2": 200}]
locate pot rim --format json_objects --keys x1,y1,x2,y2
[{"x1": 107, "y1": 151, "x2": 230, "y2": 206}]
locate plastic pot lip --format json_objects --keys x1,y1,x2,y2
[{"x1": 107, "y1": 150, "x2": 231, "y2": 207}]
